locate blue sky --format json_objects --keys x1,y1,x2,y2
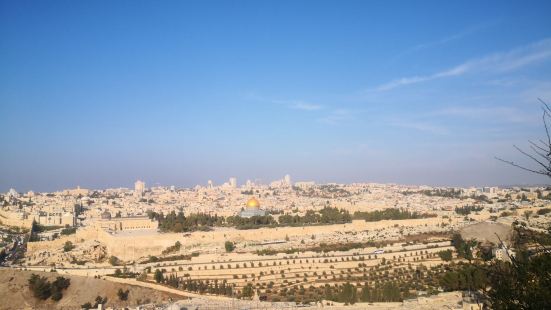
[{"x1": 1, "y1": 1, "x2": 551, "y2": 192}]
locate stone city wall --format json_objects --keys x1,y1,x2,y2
[
  {"x1": 0, "y1": 210, "x2": 33, "y2": 228},
  {"x1": 98, "y1": 217, "x2": 456, "y2": 261},
  {"x1": 26, "y1": 217, "x2": 460, "y2": 262}
]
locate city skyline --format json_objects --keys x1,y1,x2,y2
[
  {"x1": 2, "y1": 1, "x2": 551, "y2": 192},
  {"x1": 2, "y1": 175, "x2": 545, "y2": 195}
]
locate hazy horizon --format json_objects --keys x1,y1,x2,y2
[
  {"x1": 2, "y1": 1, "x2": 551, "y2": 192},
  {"x1": 3, "y1": 177, "x2": 549, "y2": 195}
]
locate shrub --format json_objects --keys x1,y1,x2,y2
[
  {"x1": 28, "y1": 274, "x2": 70, "y2": 301},
  {"x1": 117, "y1": 288, "x2": 129, "y2": 301},
  {"x1": 225, "y1": 241, "x2": 235, "y2": 252},
  {"x1": 109, "y1": 256, "x2": 120, "y2": 266},
  {"x1": 63, "y1": 241, "x2": 74, "y2": 252},
  {"x1": 154, "y1": 269, "x2": 164, "y2": 283},
  {"x1": 60, "y1": 227, "x2": 77, "y2": 235},
  {"x1": 162, "y1": 241, "x2": 182, "y2": 255},
  {"x1": 50, "y1": 277, "x2": 70, "y2": 301},
  {"x1": 537, "y1": 208, "x2": 551, "y2": 215},
  {"x1": 28, "y1": 274, "x2": 51, "y2": 300},
  {"x1": 241, "y1": 283, "x2": 254, "y2": 298},
  {"x1": 93, "y1": 296, "x2": 107, "y2": 308},
  {"x1": 437, "y1": 249, "x2": 453, "y2": 261}
]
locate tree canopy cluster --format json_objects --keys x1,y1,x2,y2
[
  {"x1": 149, "y1": 211, "x2": 224, "y2": 232},
  {"x1": 60, "y1": 226, "x2": 77, "y2": 235},
  {"x1": 440, "y1": 264, "x2": 487, "y2": 291},
  {"x1": 359, "y1": 282, "x2": 402, "y2": 303},
  {"x1": 443, "y1": 224, "x2": 551, "y2": 309},
  {"x1": 63, "y1": 241, "x2": 74, "y2": 252},
  {"x1": 256, "y1": 240, "x2": 382, "y2": 255},
  {"x1": 454, "y1": 205, "x2": 483, "y2": 215},
  {"x1": 162, "y1": 241, "x2": 181, "y2": 255},
  {"x1": 293, "y1": 184, "x2": 353, "y2": 198},
  {"x1": 280, "y1": 207, "x2": 352, "y2": 226},
  {"x1": 451, "y1": 233, "x2": 477, "y2": 260},
  {"x1": 150, "y1": 207, "x2": 354, "y2": 232},
  {"x1": 117, "y1": 288, "x2": 129, "y2": 301},
  {"x1": 28, "y1": 274, "x2": 71, "y2": 301},
  {"x1": 162, "y1": 275, "x2": 235, "y2": 297},
  {"x1": 224, "y1": 241, "x2": 235, "y2": 252},
  {"x1": 485, "y1": 240, "x2": 551, "y2": 309},
  {"x1": 353, "y1": 209, "x2": 436, "y2": 222},
  {"x1": 437, "y1": 249, "x2": 453, "y2": 261},
  {"x1": 225, "y1": 215, "x2": 277, "y2": 229},
  {"x1": 81, "y1": 296, "x2": 107, "y2": 310}
]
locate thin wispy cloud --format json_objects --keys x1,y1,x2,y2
[
  {"x1": 390, "y1": 120, "x2": 449, "y2": 135},
  {"x1": 244, "y1": 93, "x2": 323, "y2": 111},
  {"x1": 394, "y1": 21, "x2": 498, "y2": 60},
  {"x1": 370, "y1": 37, "x2": 551, "y2": 92},
  {"x1": 318, "y1": 109, "x2": 353, "y2": 125},
  {"x1": 288, "y1": 101, "x2": 323, "y2": 111},
  {"x1": 433, "y1": 106, "x2": 535, "y2": 124},
  {"x1": 374, "y1": 65, "x2": 467, "y2": 91}
]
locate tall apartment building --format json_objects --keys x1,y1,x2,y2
[{"x1": 134, "y1": 180, "x2": 146, "y2": 197}]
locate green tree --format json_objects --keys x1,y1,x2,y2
[
  {"x1": 338, "y1": 282, "x2": 357, "y2": 304},
  {"x1": 117, "y1": 288, "x2": 129, "y2": 301},
  {"x1": 93, "y1": 296, "x2": 107, "y2": 308},
  {"x1": 440, "y1": 265, "x2": 486, "y2": 292},
  {"x1": 224, "y1": 241, "x2": 235, "y2": 252},
  {"x1": 63, "y1": 241, "x2": 74, "y2": 252},
  {"x1": 241, "y1": 283, "x2": 254, "y2": 298},
  {"x1": 60, "y1": 227, "x2": 76, "y2": 235},
  {"x1": 154, "y1": 269, "x2": 164, "y2": 283},
  {"x1": 484, "y1": 224, "x2": 551, "y2": 309},
  {"x1": 452, "y1": 233, "x2": 475, "y2": 261},
  {"x1": 50, "y1": 277, "x2": 70, "y2": 301},
  {"x1": 28, "y1": 274, "x2": 51, "y2": 300},
  {"x1": 437, "y1": 249, "x2": 453, "y2": 261},
  {"x1": 28, "y1": 274, "x2": 70, "y2": 301},
  {"x1": 109, "y1": 256, "x2": 120, "y2": 266},
  {"x1": 492, "y1": 101, "x2": 551, "y2": 308}
]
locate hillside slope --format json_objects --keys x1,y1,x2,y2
[{"x1": 0, "y1": 269, "x2": 180, "y2": 309}]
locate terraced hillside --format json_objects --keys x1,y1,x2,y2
[{"x1": 141, "y1": 240, "x2": 457, "y2": 304}]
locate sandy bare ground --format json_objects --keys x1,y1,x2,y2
[
  {"x1": 460, "y1": 222, "x2": 513, "y2": 244},
  {"x1": 0, "y1": 269, "x2": 181, "y2": 310}
]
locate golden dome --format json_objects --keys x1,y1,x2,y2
[{"x1": 246, "y1": 197, "x2": 260, "y2": 209}]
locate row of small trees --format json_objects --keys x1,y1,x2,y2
[
  {"x1": 151, "y1": 207, "x2": 354, "y2": 232},
  {"x1": 353, "y1": 208, "x2": 436, "y2": 221},
  {"x1": 454, "y1": 205, "x2": 483, "y2": 215}
]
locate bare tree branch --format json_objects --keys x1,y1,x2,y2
[
  {"x1": 497, "y1": 99, "x2": 551, "y2": 179},
  {"x1": 528, "y1": 140, "x2": 549, "y2": 154},
  {"x1": 529, "y1": 145, "x2": 550, "y2": 162},
  {"x1": 538, "y1": 98, "x2": 551, "y2": 150},
  {"x1": 513, "y1": 145, "x2": 550, "y2": 172},
  {"x1": 495, "y1": 157, "x2": 550, "y2": 176},
  {"x1": 538, "y1": 97, "x2": 551, "y2": 113}
]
